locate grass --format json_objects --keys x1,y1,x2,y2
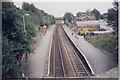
[{"x1": 85, "y1": 33, "x2": 118, "y2": 56}]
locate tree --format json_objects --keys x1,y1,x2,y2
[
  {"x1": 2, "y1": 2, "x2": 55, "y2": 78},
  {"x1": 107, "y1": 1, "x2": 118, "y2": 62},
  {"x1": 91, "y1": 8, "x2": 101, "y2": 20},
  {"x1": 22, "y1": 2, "x2": 55, "y2": 26},
  {"x1": 63, "y1": 12, "x2": 74, "y2": 23},
  {"x1": 2, "y1": 2, "x2": 26, "y2": 78},
  {"x1": 49, "y1": 15, "x2": 55, "y2": 24},
  {"x1": 101, "y1": 13, "x2": 107, "y2": 20},
  {"x1": 22, "y1": 2, "x2": 37, "y2": 13},
  {"x1": 107, "y1": 2, "x2": 118, "y2": 33}
]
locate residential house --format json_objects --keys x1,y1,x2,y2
[{"x1": 75, "y1": 10, "x2": 95, "y2": 21}]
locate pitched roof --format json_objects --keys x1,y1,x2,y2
[
  {"x1": 76, "y1": 20, "x2": 100, "y2": 27},
  {"x1": 75, "y1": 15, "x2": 95, "y2": 20},
  {"x1": 80, "y1": 16, "x2": 94, "y2": 20}
]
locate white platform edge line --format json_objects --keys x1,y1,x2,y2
[{"x1": 47, "y1": 25, "x2": 55, "y2": 77}]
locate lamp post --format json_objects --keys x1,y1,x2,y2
[
  {"x1": 21, "y1": 13, "x2": 30, "y2": 78},
  {"x1": 23, "y1": 14, "x2": 30, "y2": 33},
  {"x1": 23, "y1": 13, "x2": 30, "y2": 61}
]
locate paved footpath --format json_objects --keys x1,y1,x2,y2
[
  {"x1": 21, "y1": 25, "x2": 55, "y2": 78},
  {"x1": 63, "y1": 25, "x2": 116, "y2": 75}
]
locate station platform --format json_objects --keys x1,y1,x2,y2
[
  {"x1": 62, "y1": 25, "x2": 116, "y2": 75},
  {"x1": 22, "y1": 25, "x2": 55, "y2": 78}
]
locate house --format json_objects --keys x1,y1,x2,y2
[
  {"x1": 75, "y1": 10, "x2": 95, "y2": 21},
  {"x1": 76, "y1": 20, "x2": 100, "y2": 33},
  {"x1": 76, "y1": 20, "x2": 100, "y2": 30},
  {"x1": 80, "y1": 16, "x2": 95, "y2": 21},
  {"x1": 75, "y1": 16, "x2": 95, "y2": 21},
  {"x1": 77, "y1": 11, "x2": 90, "y2": 17}
]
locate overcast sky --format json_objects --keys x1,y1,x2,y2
[{"x1": 13, "y1": 1, "x2": 113, "y2": 17}]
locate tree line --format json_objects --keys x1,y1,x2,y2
[{"x1": 2, "y1": 2, "x2": 55, "y2": 78}]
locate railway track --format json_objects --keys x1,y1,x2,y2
[
  {"x1": 49, "y1": 25, "x2": 65, "y2": 77},
  {"x1": 49, "y1": 24, "x2": 92, "y2": 77},
  {"x1": 60, "y1": 26, "x2": 90, "y2": 77}
]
